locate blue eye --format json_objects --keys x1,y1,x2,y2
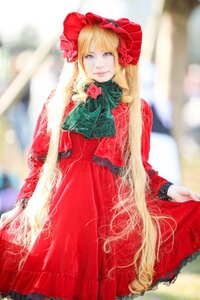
[
  {"x1": 104, "y1": 52, "x2": 113, "y2": 56},
  {"x1": 84, "y1": 54, "x2": 94, "y2": 59}
]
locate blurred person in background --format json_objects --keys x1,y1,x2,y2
[{"x1": 0, "y1": 11, "x2": 200, "y2": 300}]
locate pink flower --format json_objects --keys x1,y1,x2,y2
[{"x1": 86, "y1": 84, "x2": 102, "y2": 99}]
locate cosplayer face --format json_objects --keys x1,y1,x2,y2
[{"x1": 83, "y1": 41, "x2": 116, "y2": 83}]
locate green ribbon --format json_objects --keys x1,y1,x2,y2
[{"x1": 61, "y1": 80, "x2": 123, "y2": 138}]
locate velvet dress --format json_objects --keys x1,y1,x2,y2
[{"x1": 0, "y1": 85, "x2": 200, "y2": 300}]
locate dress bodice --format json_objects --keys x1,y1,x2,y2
[{"x1": 69, "y1": 132, "x2": 101, "y2": 161}]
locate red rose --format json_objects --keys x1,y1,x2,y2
[
  {"x1": 60, "y1": 34, "x2": 77, "y2": 62},
  {"x1": 118, "y1": 47, "x2": 133, "y2": 67},
  {"x1": 86, "y1": 84, "x2": 102, "y2": 99},
  {"x1": 60, "y1": 13, "x2": 142, "y2": 66}
]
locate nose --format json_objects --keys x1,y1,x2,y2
[{"x1": 94, "y1": 56, "x2": 104, "y2": 69}]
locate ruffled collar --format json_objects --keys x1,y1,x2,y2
[{"x1": 62, "y1": 80, "x2": 123, "y2": 138}]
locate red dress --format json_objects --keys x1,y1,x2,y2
[{"x1": 0, "y1": 98, "x2": 200, "y2": 300}]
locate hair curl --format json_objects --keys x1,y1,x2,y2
[{"x1": 8, "y1": 24, "x2": 171, "y2": 294}]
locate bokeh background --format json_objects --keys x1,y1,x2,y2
[{"x1": 0, "y1": 0, "x2": 200, "y2": 299}]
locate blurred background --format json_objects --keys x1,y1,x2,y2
[{"x1": 0, "y1": 0, "x2": 200, "y2": 299}]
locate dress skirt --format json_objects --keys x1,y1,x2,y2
[{"x1": 0, "y1": 132, "x2": 200, "y2": 300}]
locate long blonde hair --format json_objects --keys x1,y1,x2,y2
[
  {"x1": 11, "y1": 24, "x2": 161, "y2": 294},
  {"x1": 77, "y1": 25, "x2": 159, "y2": 293}
]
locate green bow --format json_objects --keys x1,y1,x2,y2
[{"x1": 61, "y1": 80, "x2": 123, "y2": 138}]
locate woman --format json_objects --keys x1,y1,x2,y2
[{"x1": 0, "y1": 12, "x2": 200, "y2": 300}]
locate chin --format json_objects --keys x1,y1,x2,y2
[{"x1": 95, "y1": 76, "x2": 113, "y2": 83}]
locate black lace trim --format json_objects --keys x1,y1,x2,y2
[
  {"x1": 158, "y1": 182, "x2": 173, "y2": 201},
  {"x1": 146, "y1": 169, "x2": 158, "y2": 175},
  {"x1": 16, "y1": 198, "x2": 29, "y2": 209},
  {"x1": 0, "y1": 291, "x2": 61, "y2": 300},
  {"x1": 116, "y1": 249, "x2": 200, "y2": 299},
  {"x1": 1, "y1": 290, "x2": 111, "y2": 300},
  {"x1": 93, "y1": 155, "x2": 124, "y2": 175},
  {"x1": 33, "y1": 150, "x2": 72, "y2": 163},
  {"x1": 58, "y1": 150, "x2": 72, "y2": 160},
  {"x1": 0, "y1": 250, "x2": 200, "y2": 299}
]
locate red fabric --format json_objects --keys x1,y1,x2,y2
[
  {"x1": 17, "y1": 95, "x2": 74, "y2": 200},
  {"x1": 60, "y1": 12, "x2": 142, "y2": 67},
  {"x1": 17, "y1": 96, "x2": 167, "y2": 201},
  {"x1": 141, "y1": 100, "x2": 169, "y2": 195},
  {"x1": 1, "y1": 131, "x2": 200, "y2": 298},
  {"x1": 1, "y1": 96, "x2": 200, "y2": 299}
]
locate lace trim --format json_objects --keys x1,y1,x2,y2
[
  {"x1": 116, "y1": 249, "x2": 200, "y2": 299},
  {"x1": 1, "y1": 246, "x2": 200, "y2": 299},
  {"x1": 58, "y1": 150, "x2": 72, "y2": 159},
  {"x1": 146, "y1": 169, "x2": 158, "y2": 175},
  {"x1": 0, "y1": 291, "x2": 60, "y2": 300},
  {"x1": 33, "y1": 150, "x2": 72, "y2": 163},
  {"x1": 93, "y1": 155, "x2": 124, "y2": 175},
  {"x1": 158, "y1": 182, "x2": 173, "y2": 201}
]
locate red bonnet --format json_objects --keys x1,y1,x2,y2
[{"x1": 60, "y1": 12, "x2": 142, "y2": 67}]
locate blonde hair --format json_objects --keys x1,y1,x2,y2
[
  {"x1": 108, "y1": 63, "x2": 158, "y2": 293},
  {"x1": 76, "y1": 25, "x2": 160, "y2": 293},
  {"x1": 10, "y1": 24, "x2": 164, "y2": 294},
  {"x1": 73, "y1": 24, "x2": 128, "y2": 101}
]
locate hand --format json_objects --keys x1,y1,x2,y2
[
  {"x1": 0, "y1": 205, "x2": 23, "y2": 230},
  {"x1": 167, "y1": 185, "x2": 200, "y2": 203}
]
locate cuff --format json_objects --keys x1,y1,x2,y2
[
  {"x1": 16, "y1": 198, "x2": 29, "y2": 209},
  {"x1": 158, "y1": 182, "x2": 173, "y2": 201}
]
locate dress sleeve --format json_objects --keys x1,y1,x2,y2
[
  {"x1": 141, "y1": 99, "x2": 173, "y2": 199},
  {"x1": 16, "y1": 92, "x2": 52, "y2": 202}
]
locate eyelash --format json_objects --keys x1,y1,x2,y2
[
  {"x1": 104, "y1": 52, "x2": 113, "y2": 56},
  {"x1": 85, "y1": 54, "x2": 94, "y2": 59},
  {"x1": 84, "y1": 52, "x2": 113, "y2": 59}
]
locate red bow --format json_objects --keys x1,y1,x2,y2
[{"x1": 60, "y1": 12, "x2": 142, "y2": 67}]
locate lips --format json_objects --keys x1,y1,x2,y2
[{"x1": 94, "y1": 72, "x2": 108, "y2": 76}]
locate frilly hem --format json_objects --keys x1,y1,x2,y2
[
  {"x1": 0, "y1": 273, "x2": 116, "y2": 300},
  {"x1": 116, "y1": 249, "x2": 200, "y2": 299},
  {"x1": 0, "y1": 250, "x2": 200, "y2": 300},
  {"x1": 1, "y1": 291, "x2": 60, "y2": 300}
]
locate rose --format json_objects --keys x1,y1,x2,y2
[
  {"x1": 118, "y1": 47, "x2": 133, "y2": 67},
  {"x1": 60, "y1": 34, "x2": 77, "y2": 62},
  {"x1": 86, "y1": 84, "x2": 102, "y2": 99},
  {"x1": 60, "y1": 13, "x2": 142, "y2": 66}
]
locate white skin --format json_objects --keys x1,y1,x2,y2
[
  {"x1": 0, "y1": 205, "x2": 23, "y2": 230},
  {"x1": 0, "y1": 44, "x2": 199, "y2": 231},
  {"x1": 167, "y1": 185, "x2": 200, "y2": 202},
  {"x1": 83, "y1": 42, "x2": 116, "y2": 83}
]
